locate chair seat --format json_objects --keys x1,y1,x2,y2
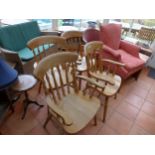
[
  {"x1": 117, "y1": 49, "x2": 144, "y2": 71},
  {"x1": 90, "y1": 71, "x2": 122, "y2": 96},
  {"x1": 46, "y1": 91, "x2": 100, "y2": 134},
  {"x1": 18, "y1": 44, "x2": 52, "y2": 61}
]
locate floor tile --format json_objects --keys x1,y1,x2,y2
[
  {"x1": 26, "y1": 124, "x2": 47, "y2": 135},
  {"x1": 130, "y1": 85, "x2": 149, "y2": 99},
  {"x1": 98, "y1": 124, "x2": 118, "y2": 135},
  {"x1": 79, "y1": 121, "x2": 104, "y2": 135},
  {"x1": 106, "y1": 111, "x2": 133, "y2": 134},
  {"x1": 116, "y1": 101, "x2": 139, "y2": 121},
  {"x1": 125, "y1": 93, "x2": 144, "y2": 109},
  {"x1": 129, "y1": 123, "x2": 149, "y2": 135},
  {"x1": 44, "y1": 120, "x2": 63, "y2": 135},
  {"x1": 141, "y1": 101, "x2": 155, "y2": 118},
  {"x1": 4, "y1": 110, "x2": 38, "y2": 135},
  {"x1": 146, "y1": 91, "x2": 155, "y2": 104},
  {"x1": 136, "y1": 111, "x2": 155, "y2": 134}
]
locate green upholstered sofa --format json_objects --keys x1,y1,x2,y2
[{"x1": 0, "y1": 21, "x2": 59, "y2": 74}]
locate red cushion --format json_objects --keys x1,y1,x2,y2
[
  {"x1": 83, "y1": 28, "x2": 100, "y2": 42},
  {"x1": 100, "y1": 24, "x2": 122, "y2": 50},
  {"x1": 117, "y1": 49, "x2": 144, "y2": 71}
]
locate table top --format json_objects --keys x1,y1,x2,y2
[{"x1": 12, "y1": 75, "x2": 37, "y2": 92}]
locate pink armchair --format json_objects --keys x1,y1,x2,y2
[{"x1": 99, "y1": 23, "x2": 145, "y2": 80}]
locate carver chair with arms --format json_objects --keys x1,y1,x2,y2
[
  {"x1": 84, "y1": 41, "x2": 124, "y2": 122},
  {"x1": 27, "y1": 35, "x2": 67, "y2": 93},
  {"x1": 33, "y1": 52, "x2": 102, "y2": 134}
]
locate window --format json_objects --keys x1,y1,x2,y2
[{"x1": 31, "y1": 19, "x2": 52, "y2": 30}]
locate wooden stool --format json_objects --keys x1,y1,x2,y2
[{"x1": 12, "y1": 75, "x2": 43, "y2": 119}]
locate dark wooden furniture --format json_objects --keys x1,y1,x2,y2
[{"x1": 12, "y1": 75, "x2": 43, "y2": 119}]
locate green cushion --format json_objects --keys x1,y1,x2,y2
[
  {"x1": 20, "y1": 21, "x2": 41, "y2": 43},
  {"x1": 18, "y1": 44, "x2": 51, "y2": 61},
  {"x1": 0, "y1": 25, "x2": 26, "y2": 51}
]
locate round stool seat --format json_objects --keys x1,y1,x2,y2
[
  {"x1": 12, "y1": 75, "x2": 37, "y2": 92},
  {"x1": 11, "y1": 74, "x2": 43, "y2": 119}
]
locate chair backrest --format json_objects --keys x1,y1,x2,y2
[
  {"x1": 61, "y1": 30, "x2": 84, "y2": 55},
  {"x1": 27, "y1": 35, "x2": 66, "y2": 65},
  {"x1": 34, "y1": 52, "x2": 78, "y2": 103},
  {"x1": 84, "y1": 41, "x2": 103, "y2": 73},
  {"x1": 137, "y1": 27, "x2": 155, "y2": 44},
  {"x1": 99, "y1": 24, "x2": 122, "y2": 50},
  {"x1": 83, "y1": 28, "x2": 100, "y2": 43}
]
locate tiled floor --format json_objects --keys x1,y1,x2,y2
[{"x1": 1, "y1": 66, "x2": 155, "y2": 135}]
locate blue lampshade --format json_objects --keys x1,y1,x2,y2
[{"x1": 0, "y1": 58, "x2": 18, "y2": 90}]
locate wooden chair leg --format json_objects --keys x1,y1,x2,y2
[
  {"x1": 43, "y1": 109, "x2": 52, "y2": 128},
  {"x1": 94, "y1": 115, "x2": 97, "y2": 126},
  {"x1": 78, "y1": 71, "x2": 82, "y2": 90},
  {"x1": 43, "y1": 114, "x2": 52, "y2": 128},
  {"x1": 102, "y1": 96, "x2": 109, "y2": 122},
  {"x1": 38, "y1": 81, "x2": 42, "y2": 94}
]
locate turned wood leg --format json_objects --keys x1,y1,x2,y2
[
  {"x1": 43, "y1": 109, "x2": 52, "y2": 128},
  {"x1": 38, "y1": 81, "x2": 42, "y2": 94},
  {"x1": 94, "y1": 115, "x2": 97, "y2": 126},
  {"x1": 103, "y1": 96, "x2": 109, "y2": 122}
]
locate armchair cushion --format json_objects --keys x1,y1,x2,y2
[
  {"x1": 100, "y1": 24, "x2": 122, "y2": 50},
  {"x1": 18, "y1": 44, "x2": 51, "y2": 61},
  {"x1": 117, "y1": 49, "x2": 144, "y2": 71},
  {"x1": 120, "y1": 40, "x2": 140, "y2": 58}
]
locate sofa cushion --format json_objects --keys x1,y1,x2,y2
[
  {"x1": 18, "y1": 44, "x2": 51, "y2": 61},
  {"x1": 20, "y1": 21, "x2": 41, "y2": 43},
  {"x1": 100, "y1": 24, "x2": 122, "y2": 50},
  {"x1": 117, "y1": 49, "x2": 144, "y2": 71},
  {"x1": 0, "y1": 25, "x2": 26, "y2": 51}
]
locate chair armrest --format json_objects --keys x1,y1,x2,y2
[
  {"x1": 103, "y1": 45, "x2": 121, "y2": 60},
  {"x1": 120, "y1": 40, "x2": 140, "y2": 58},
  {"x1": 76, "y1": 75, "x2": 106, "y2": 89},
  {"x1": 102, "y1": 58, "x2": 125, "y2": 67}
]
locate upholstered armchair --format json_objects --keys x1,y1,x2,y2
[{"x1": 98, "y1": 24, "x2": 145, "y2": 80}]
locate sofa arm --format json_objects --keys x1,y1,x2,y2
[
  {"x1": 103, "y1": 45, "x2": 121, "y2": 60},
  {"x1": 120, "y1": 40, "x2": 140, "y2": 58},
  {"x1": 0, "y1": 47, "x2": 24, "y2": 73}
]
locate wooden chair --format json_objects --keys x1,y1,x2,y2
[
  {"x1": 27, "y1": 35, "x2": 67, "y2": 93},
  {"x1": 84, "y1": 41, "x2": 124, "y2": 122},
  {"x1": 61, "y1": 30, "x2": 84, "y2": 57},
  {"x1": 61, "y1": 31, "x2": 87, "y2": 78},
  {"x1": 27, "y1": 35, "x2": 67, "y2": 68},
  {"x1": 33, "y1": 52, "x2": 101, "y2": 134},
  {"x1": 137, "y1": 27, "x2": 155, "y2": 46}
]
